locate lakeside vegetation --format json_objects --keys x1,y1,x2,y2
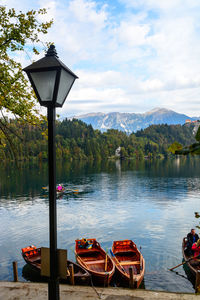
[
  {"x1": 0, "y1": 118, "x2": 196, "y2": 162},
  {"x1": 174, "y1": 126, "x2": 200, "y2": 155},
  {"x1": 0, "y1": 6, "x2": 53, "y2": 158}
]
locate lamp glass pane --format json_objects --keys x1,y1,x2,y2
[
  {"x1": 30, "y1": 71, "x2": 57, "y2": 101},
  {"x1": 56, "y1": 69, "x2": 75, "y2": 105}
]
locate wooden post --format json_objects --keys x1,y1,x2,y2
[
  {"x1": 69, "y1": 264, "x2": 75, "y2": 285},
  {"x1": 195, "y1": 270, "x2": 200, "y2": 293},
  {"x1": 13, "y1": 261, "x2": 18, "y2": 282},
  {"x1": 129, "y1": 267, "x2": 134, "y2": 289},
  {"x1": 105, "y1": 273, "x2": 109, "y2": 287}
]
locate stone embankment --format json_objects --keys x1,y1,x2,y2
[{"x1": 0, "y1": 281, "x2": 199, "y2": 300}]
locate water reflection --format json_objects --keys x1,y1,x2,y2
[
  {"x1": 0, "y1": 157, "x2": 200, "y2": 292},
  {"x1": 22, "y1": 264, "x2": 48, "y2": 283}
]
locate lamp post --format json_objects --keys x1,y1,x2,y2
[{"x1": 23, "y1": 45, "x2": 78, "y2": 300}]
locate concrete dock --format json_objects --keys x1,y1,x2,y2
[{"x1": 0, "y1": 281, "x2": 199, "y2": 300}]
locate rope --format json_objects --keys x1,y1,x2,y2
[
  {"x1": 90, "y1": 275, "x2": 102, "y2": 299},
  {"x1": 103, "y1": 271, "x2": 109, "y2": 288}
]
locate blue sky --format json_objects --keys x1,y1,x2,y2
[{"x1": 3, "y1": 0, "x2": 200, "y2": 117}]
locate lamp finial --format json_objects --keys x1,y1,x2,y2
[{"x1": 46, "y1": 45, "x2": 58, "y2": 58}]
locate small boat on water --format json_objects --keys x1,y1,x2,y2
[
  {"x1": 56, "y1": 187, "x2": 65, "y2": 196},
  {"x1": 111, "y1": 240, "x2": 145, "y2": 288},
  {"x1": 75, "y1": 238, "x2": 115, "y2": 285},
  {"x1": 42, "y1": 186, "x2": 65, "y2": 197},
  {"x1": 21, "y1": 245, "x2": 90, "y2": 285},
  {"x1": 56, "y1": 184, "x2": 65, "y2": 196},
  {"x1": 182, "y1": 237, "x2": 200, "y2": 278}
]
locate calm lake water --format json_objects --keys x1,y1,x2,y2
[{"x1": 0, "y1": 157, "x2": 200, "y2": 293}]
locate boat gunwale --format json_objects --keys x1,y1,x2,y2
[
  {"x1": 21, "y1": 246, "x2": 90, "y2": 280},
  {"x1": 75, "y1": 239, "x2": 115, "y2": 281},
  {"x1": 111, "y1": 239, "x2": 145, "y2": 287},
  {"x1": 182, "y1": 237, "x2": 198, "y2": 277}
]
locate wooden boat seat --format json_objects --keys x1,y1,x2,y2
[
  {"x1": 115, "y1": 250, "x2": 136, "y2": 255},
  {"x1": 27, "y1": 255, "x2": 41, "y2": 262},
  {"x1": 120, "y1": 261, "x2": 140, "y2": 266},
  {"x1": 85, "y1": 259, "x2": 105, "y2": 265},
  {"x1": 78, "y1": 249, "x2": 99, "y2": 255}
]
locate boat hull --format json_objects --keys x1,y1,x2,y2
[
  {"x1": 182, "y1": 237, "x2": 200, "y2": 278},
  {"x1": 75, "y1": 238, "x2": 115, "y2": 286},
  {"x1": 21, "y1": 246, "x2": 90, "y2": 285},
  {"x1": 111, "y1": 240, "x2": 145, "y2": 288},
  {"x1": 56, "y1": 188, "x2": 65, "y2": 197},
  {"x1": 76, "y1": 256, "x2": 113, "y2": 286}
]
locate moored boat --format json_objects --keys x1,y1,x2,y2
[
  {"x1": 182, "y1": 237, "x2": 200, "y2": 277},
  {"x1": 111, "y1": 239, "x2": 145, "y2": 288},
  {"x1": 21, "y1": 245, "x2": 90, "y2": 285},
  {"x1": 75, "y1": 238, "x2": 115, "y2": 285}
]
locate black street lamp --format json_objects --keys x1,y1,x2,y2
[{"x1": 23, "y1": 45, "x2": 78, "y2": 300}]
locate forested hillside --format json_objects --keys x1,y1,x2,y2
[
  {"x1": 135, "y1": 124, "x2": 195, "y2": 148},
  {"x1": 0, "y1": 119, "x2": 196, "y2": 162}
]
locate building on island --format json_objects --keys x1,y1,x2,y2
[{"x1": 115, "y1": 147, "x2": 121, "y2": 157}]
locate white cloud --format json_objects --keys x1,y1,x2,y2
[
  {"x1": 120, "y1": 0, "x2": 200, "y2": 12},
  {"x1": 3, "y1": 0, "x2": 200, "y2": 116},
  {"x1": 117, "y1": 22, "x2": 150, "y2": 47},
  {"x1": 68, "y1": 0, "x2": 107, "y2": 27},
  {"x1": 37, "y1": 0, "x2": 109, "y2": 63}
]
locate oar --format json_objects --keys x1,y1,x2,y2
[
  {"x1": 169, "y1": 254, "x2": 200, "y2": 271},
  {"x1": 105, "y1": 249, "x2": 108, "y2": 272},
  {"x1": 66, "y1": 189, "x2": 79, "y2": 193},
  {"x1": 110, "y1": 250, "x2": 126, "y2": 273}
]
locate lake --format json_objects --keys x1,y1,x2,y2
[{"x1": 0, "y1": 157, "x2": 200, "y2": 293}]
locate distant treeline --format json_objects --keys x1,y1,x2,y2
[{"x1": 0, "y1": 118, "x2": 196, "y2": 162}]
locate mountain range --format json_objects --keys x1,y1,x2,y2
[{"x1": 72, "y1": 108, "x2": 199, "y2": 133}]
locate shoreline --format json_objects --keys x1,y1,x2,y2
[{"x1": 0, "y1": 281, "x2": 199, "y2": 300}]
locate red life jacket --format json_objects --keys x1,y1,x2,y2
[{"x1": 192, "y1": 243, "x2": 200, "y2": 257}]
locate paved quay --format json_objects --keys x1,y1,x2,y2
[{"x1": 0, "y1": 281, "x2": 199, "y2": 300}]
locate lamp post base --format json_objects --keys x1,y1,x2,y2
[{"x1": 48, "y1": 278, "x2": 59, "y2": 300}]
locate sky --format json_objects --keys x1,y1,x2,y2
[{"x1": 3, "y1": 0, "x2": 200, "y2": 117}]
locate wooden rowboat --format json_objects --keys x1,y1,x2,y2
[
  {"x1": 21, "y1": 245, "x2": 90, "y2": 285},
  {"x1": 111, "y1": 240, "x2": 145, "y2": 288},
  {"x1": 75, "y1": 238, "x2": 115, "y2": 286},
  {"x1": 182, "y1": 237, "x2": 200, "y2": 278}
]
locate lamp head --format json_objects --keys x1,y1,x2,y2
[{"x1": 23, "y1": 45, "x2": 78, "y2": 107}]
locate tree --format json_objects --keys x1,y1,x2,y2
[
  {"x1": 174, "y1": 125, "x2": 200, "y2": 155},
  {"x1": 195, "y1": 126, "x2": 200, "y2": 142},
  {"x1": 120, "y1": 146, "x2": 128, "y2": 159},
  {"x1": 168, "y1": 141, "x2": 183, "y2": 154},
  {"x1": 0, "y1": 6, "x2": 53, "y2": 159}
]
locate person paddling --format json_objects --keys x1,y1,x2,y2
[
  {"x1": 57, "y1": 184, "x2": 63, "y2": 191},
  {"x1": 186, "y1": 229, "x2": 199, "y2": 255}
]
